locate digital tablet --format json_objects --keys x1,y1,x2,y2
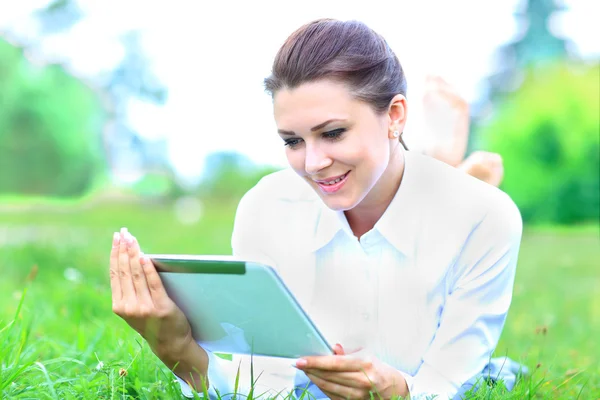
[{"x1": 149, "y1": 254, "x2": 333, "y2": 359}]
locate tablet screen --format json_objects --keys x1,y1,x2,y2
[{"x1": 150, "y1": 255, "x2": 332, "y2": 359}]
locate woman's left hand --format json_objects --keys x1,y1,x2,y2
[{"x1": 296, "y1": 346, "x2": 408, "y2": 400}]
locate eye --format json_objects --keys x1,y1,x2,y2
[
  {"x1": 322, "y1": 128, "x2": 346, "y2": 140},
  {"x1": 284, "y1": 138, "x2": 303, "y2": 149}
]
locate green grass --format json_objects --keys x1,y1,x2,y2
[{"x1": 0, "y1": 199, "x2": 598, "y2": 399}]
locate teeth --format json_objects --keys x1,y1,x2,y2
[{"x1": 322, "y1": 174, "x2": 346, "y2": 185}]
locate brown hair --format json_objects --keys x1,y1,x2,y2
[{"x1": 264, "y1": 18, "x2": 407, "y2": 114}]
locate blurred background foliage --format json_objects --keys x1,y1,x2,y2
[
  {"x1": 0, "y1": 39, "x2": 106, "y2": 197},
  {"x1": 483, "y1": 62, "x2": 599, "y2": 224},
  {"x1": 0, "y1": 1, "x2": 598, "y2": 398},
  {"x1": 0, "y1": 0, "x2": 598, "y2": 222}
]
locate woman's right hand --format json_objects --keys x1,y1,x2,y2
[{"x1": 109, "y1": 228, "x2": 194, "y2": 359}]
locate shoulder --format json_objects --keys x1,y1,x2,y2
[
  {"x1": 231, "y1": 168, "x2": 322, "y2": 266},
  {"x1": 406, "y1": 151, "x2": 522, "y2": 233},
  {"x1": 404, "y1": 153, "x2": 522, "y2": 287}
]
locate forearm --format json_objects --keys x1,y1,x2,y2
[{"x1": 156, "y1": 339, "x2": 210, "y2": 393}]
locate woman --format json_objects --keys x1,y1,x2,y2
[{"x1": 109, "y1": 19, "x2": 525, "y2": 399}]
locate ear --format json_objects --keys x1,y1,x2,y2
[{"x1": 387, "y1": 94, "x2": 408, "y2": 135}]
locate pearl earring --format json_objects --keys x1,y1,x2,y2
[{"x1": 393, "y1": 130, "x2": 400, "y2": 138}]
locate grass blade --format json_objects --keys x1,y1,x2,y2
[{"x1": 34, "y1": 361, "x2": 58, "y2": 400}]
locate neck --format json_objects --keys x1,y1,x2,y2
[{"x1": 345, "y1": 148, "x2": 406, "y2": 239}]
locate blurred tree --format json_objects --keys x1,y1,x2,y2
[
  {"x1": 482, "y1": 62, "x2": 599, "y2": 224},
  {"x1": 97, "y1": 30, "x2": 170, "y2": 180},
  {"x1": 0, "y1": 39, "x2": 105, "y2": 196},
  {"x1": 470, "y1": 0, "x2": 573, "y2": 151},
  {"x1": 198, "y1": 151, "x2": 279, "y2": 201},
  {"x1": 486, "y1": 0, "x2": 571, "y2": 102},
  {"x1": 1, "y1": 0, "x2": 174, "y2": 196},
  {"x1": 34, "y1": 0, "x2": 83, "y2": 35}
]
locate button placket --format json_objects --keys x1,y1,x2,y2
[{"x1": 363, "y1": 244, "x2": 382, "y2": 343}]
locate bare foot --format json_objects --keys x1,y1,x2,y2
[
  {"x1": 420, "y1": 76, "x2": 470, "y2": 167},
  {"x1": 457, "y1": 151, "x2": 504, "y2": 187}
]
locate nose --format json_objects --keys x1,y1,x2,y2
[{"x1": 304, "y1": 143, "x2": 332, "y2": 175}]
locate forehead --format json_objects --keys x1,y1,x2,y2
[{"x1": 273, "y1": 80, "x2": 360, "y2": 130}]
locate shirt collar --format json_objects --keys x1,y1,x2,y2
[
  {"x1": 311, "y1": 203, "x2": 349, "y2": 252},
  {"x1": 374, "y1": 150, "x2": 421, "y2": 258},
  {"x1": 311, "y1": 150, "x2": 421, "y2": 258}
]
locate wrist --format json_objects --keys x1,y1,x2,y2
[
  {"x1": 382, "y1": 368, "x2": 409, "y2": 399},
  {"x1": 153, "y1": 332, "x2": 193, "y2": 361},
  {"x1": 154, "y1": 335, "x2": 208, "y2": 373},
  {"x1": 160, "y1": 338, "x2": 211, "y2": 392}
]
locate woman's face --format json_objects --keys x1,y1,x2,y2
[{"x1": 273, "y1": 79, "x2": 405, "y2": 211}]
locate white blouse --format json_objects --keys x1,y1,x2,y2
[{"x1": 177, "y1": 150, "x2": 523, "y2": 399}]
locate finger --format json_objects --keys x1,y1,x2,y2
[
  {"x1": 306, "y1": 372, "x2": 360, "y2": 400},
  {"x1": 320, "y1": 390, "x2": 341, "y2": 400},
  {"x1": 305, "y1": 369, "x2": 372, "y2": 389},
  {"x1": 333, "y1": 343, "x2": 345, "y2": 355},
  {"x1": 127, "y1": 235, "x2": 152, "y2": 304},
  {"x1": 140, "y1": 255, "x2": 170, "y2": 303},
  {"x1": 297, "y1": 355, "x2": 363, "y2": 372},
  {"x1": 109, "y1": 232, "x2": 122, "y2": 303},
  {"x1": 341, "y1": 346, "x2": 367, "y2": 357},
  {"x1": 118, "y1": 227, "x2": 136, "y2": 301}
]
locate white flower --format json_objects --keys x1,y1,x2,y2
[
  {"x1": 64, "y1": 267, "x2": 83, "y2": 283},
  {"x1": 174, "y1": 196, "x2": 204, "y2": 225}
]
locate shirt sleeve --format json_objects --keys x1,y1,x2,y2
[
  {"x1": 408, "y1": 193, "x2": 523, "y2": 399},
  {"x1": 230, "y1": 183, "x2": 278, "y2": 267},
  {"x1": 176, "y1": 186, "x2": 284, "y2": 398},
  {"x1": 175, "y1": 350, "x2": 235, "y2": 399}
]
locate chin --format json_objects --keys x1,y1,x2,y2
[
  {"x1": 303, "y1": 177, "x2": 361, "y2": 211},
  {"x1": 318, "y1": 193, "x2": 358, "y2": 211}
]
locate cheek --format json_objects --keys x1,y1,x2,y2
[
  {"x1": 332, "y1": 138, "x2": 368, "y2": 165},
  {"x1": 285, "y1": 149, "x2": 305, "y2": 173},
  {"x1": 352, "y1": 138, "x2": 389, "y2": 170}
]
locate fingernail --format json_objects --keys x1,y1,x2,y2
[
  {"x1": 120, "y1": 227, "x2": 127, "y2": 238},
  {"x1": 296, "y1": 359, "x2": 307, "y2": 368},
  {"x1": 112, "y1": 232, "x2": 119, "y2": 247}
]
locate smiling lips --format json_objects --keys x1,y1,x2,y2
[{"x1": 314, "y1": 171, "x2": 350, "y2": 193}]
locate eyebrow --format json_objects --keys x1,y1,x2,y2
[{"x1": 277, "y1": 119, "x2": 346, "y2": 136}]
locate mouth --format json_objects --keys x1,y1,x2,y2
[{"x1": 314, "y1": 171, "x2": 350, "y2": 194}]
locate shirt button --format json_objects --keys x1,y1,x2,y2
[{"x1": 362, "y1": 312, "x2": 371, "y2": 321}]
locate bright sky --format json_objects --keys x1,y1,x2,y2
[{"x1": 1, "y1": 0, "x2": 598, "y2": 182}]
